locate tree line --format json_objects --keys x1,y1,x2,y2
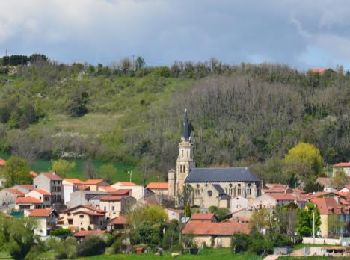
[{"x1": 1, "y1": 56, "x2": 350, "y2": 183}]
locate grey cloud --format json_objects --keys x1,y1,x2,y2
[{"x1": 0, "y1": 0, "x2": 349, "y2": 69}]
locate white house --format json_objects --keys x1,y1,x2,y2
[
  {"x1": 111, "y1": 182, "x2": 144, "y2": 200},
  {"x1": 333, "y1": 162, "x2": 350, "y2": 177},
  {"x1": 26, "y1": 208, "x2": 58, "y2": 236},
  {"x1": 26, "y1": 189, "x2": 51, "y2": 208},
  {"x1": 62, "y1": 179, "x2": 83, "y2": 205},
  {"x1": 230, "y1": 196, "x2": 249, "y2": 212}
]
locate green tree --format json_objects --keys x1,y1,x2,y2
[
  {"x1": 66, "y1": 87, "x2": 89, "y2": 117},
  {"x1": 303, "y1": 180, "x2": 324, "y2": 193},
  {"x1": 331, "y1": 170, "x2": 348, "y2": 189},
  {"x1": 231, "y1": 233, "x2": 250, "y2": 253},
  {"x1": 3, "y1": 156, "x2": 31, "y2": 187},
  {"x1": 83, "y1": 159, "x2": 97, "y2": 179},
  {"x1": 208, "y1": 206, "x2": 230, "y2": 221},
  {"x1": 51, "y1": 159, "x2": 76, "y2": 178},
  {"x1": 77, "y1": 235, "x2": 106, "y2": 257},
  {"x1": 98, "y1": 163, "x2": 117, "y2": 183},
  {"x1": 0, "y1": 214, "x2": 36, "y2": 260},
  {"x1": 127, "y1": 205, "x2": 167, "y2": 247},
  {"x1": 135, "y1": 56, "x2": 145, "y2": 71},
  {"x1": 297, "y1": 202, "x2": 321, "y2": 237},
  {"x1": 250, "y1": 208, "x2": 272, "y2": 233},
  {"x1": 162, "y1": 220, "x2": 180, "y2": 250},
  {"x1": 284, "y1": 142, "x2": 323, "y2": 182},
  {"x1": 184, "y1": 204, "x2": 191, "y2": 218}
]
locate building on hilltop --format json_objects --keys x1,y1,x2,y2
[{"x1": 168, "y1": 110, "x2": 262, "y2": 210}]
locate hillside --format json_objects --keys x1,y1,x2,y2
[{"x1": 0, "y1": 60, "x2": 349, "y2": 183}]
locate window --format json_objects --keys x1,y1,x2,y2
[
  {"x1": 248, "y1": 184, "x2": 252, "y2": 195},
  {"x1": 238, "y1": 184, "x2": 241, "y2": 196},
  {"x1": 79, "y1": 215, "x2": 84, "y2": 218},
  {"x1": 112, "y1": 206, "x2": 115, "y2": 211},
  {"x1": 208, "y1": 190, "x2": 212, "y2": 197},
  {"x1": 181, "y1": 150, "x2": 184, "y2": 157}
]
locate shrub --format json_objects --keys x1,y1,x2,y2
[{"x1": 77, "y1": 236, "x2": 106, "y2": 256}]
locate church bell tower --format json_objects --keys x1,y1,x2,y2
[{"x1": 175, "y1": 109, "x2": 194, "y2": 195}]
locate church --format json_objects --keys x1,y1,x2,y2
[{"x1": 168, "y1": 110, "x2": 262, "y2": 210}]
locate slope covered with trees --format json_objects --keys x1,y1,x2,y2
[{"x1": 0, "y1": 55, "x2": 349, "y2": 183}]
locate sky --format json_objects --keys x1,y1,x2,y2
[{"x1": 0, "y1": 0, "x2": 350, "y2": 69}]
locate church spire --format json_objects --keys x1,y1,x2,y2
[{"x1": 183, "y1": 108, "x2": 191, "y2": 141}]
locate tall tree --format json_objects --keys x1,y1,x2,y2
[
  {"x1": 51, "y1": 159, "x2": 76, "y2": 178},
  {"x1": 98, "y1": 163, "x2": 117, "y2": 183},
  {"x1": 66, "y1": 87, "x2": 89, "y2": 117},
  {"x1": 284, "y1": 142, "x2": 323, "y2": 183},
  {"x1": 3, "y1": 156, "x2": 31, "y2": 187},
  {"x1": 297, "y1": 202, "x2": 321, "y2": 237}
]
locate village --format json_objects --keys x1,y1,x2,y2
[{"x1": 1, "y1": 111, "x2": 350, "y2": 259}]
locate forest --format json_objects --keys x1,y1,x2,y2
[{"x1": 0, "y1": 54, "x2": 349, "y2": 184}]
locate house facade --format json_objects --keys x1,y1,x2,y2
[
  {"x1": 58, "y1": 205, "x2": 106, "y2": 231},
  {"x1": 26, "y1": 208, "x2": 58, "y2": 236},
  {"x1": 34, "y1": 172, "x2": 63, "y2": 206}
]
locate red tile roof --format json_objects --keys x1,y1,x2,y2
[
  {"x1": 100, "y1": 186, "x2": 118, "y2": 193},
  {"x1": 334, "y1": 162, "x2": 350, "y2": 168},
  {"x1": 32, "y1": 188, "x2": 51, "y2": 195},
  {"x1": 30, "y1": 171, "x2": 38, "y2": 177},
  {"x1": 110, "y1": 216, "x2": 127, "y2": 225},
  {"x1": 191, "y1": 213, "x2": 215, "y2": 221},
  {"x1": 309, "y1": 68, "x2": 327, "y2": 74},
  {"x1": 28, "y1": 208, "x2": 54, "y2": 217},
  {"x1": 65, "y1": 205, "x2": 106, "y2": 214},
  {"x1": 109, "y1": 189, "x2": 130, "y2": 196},
  {"x1": 269, "y1": 194, "x2": 296, "y2": 201},
  {"x1": 73, "y1": 210, "x2": 105, "y2": 217},
  {"x1": 182, "y1": 221, "x2": 250, "y2": 236},
  {"x1": 16, "y1": 196, "x2": 42, "y2": 204},
  {"x1": 311, "y1": 197, "x2": 342, "y2": 215},
  {"x1": 83, "y1": 179, "x2": 105, "y2": 185},
  {"x1": 16, "y1": 184, "x2": 34, "y2": 190},
  {"x1": 99, "y1": 195, "x2": 122, "y2": 202},
  {"x1": 74, "y1": 229, "x2": 105, "y2": 238},
  {"x1": 6, "y1": 188, "x2": 25, "y2": 196},
  {"x1": 0, "y1": 159, "x2": 6, "y2": 166},
  {"x1": 147, "y1": 182, "x2": 168, "y2": 190},
  {"x1": 64, "y1": 178, "x2": 83, "y2": 184},
  {"x1": 42, "y1": 172, "x2": 62, "y2": 181}
]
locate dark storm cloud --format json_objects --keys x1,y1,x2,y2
[{"x1": 0, "y1": 0, "x2": 350, "y2": 69}]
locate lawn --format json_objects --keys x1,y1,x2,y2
[
  {"x1": 79, "y1": 249, "x2": 261, "y2": 260},
  {"x1": 278, "y1": 257, "x2": 349, "y2": 259}
]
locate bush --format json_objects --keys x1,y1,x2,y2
[
  {"x1": 77, "y1": 236, "x2": 106, "y2": 257},
  {"x1": 50, "y1": 228, "x2": 73, "y2": 238},
  {"x1": 231, "y1": 233, "x2": 250, "y2": 253},
  {"x1": 208, "y1": 206, "x2": 230, "y2": 221}
]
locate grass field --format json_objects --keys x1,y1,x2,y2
[
  {"x1": 278, "y1": 257, "x2": 350, "y2": 259},
  {"x1": 79, "y1": 249, "x2": 261, "y2": 260}
]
